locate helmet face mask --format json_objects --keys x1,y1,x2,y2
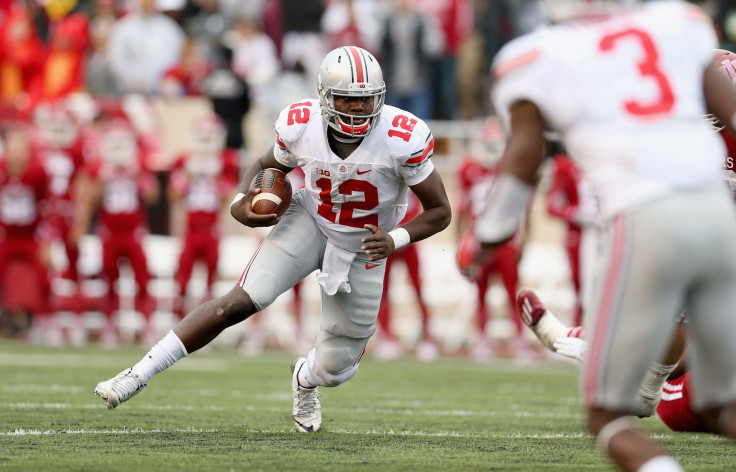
[{"x1": 317, "y1": 46, "x2": 386, "y2": 137}]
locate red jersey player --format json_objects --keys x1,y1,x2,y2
[
  {"x1": 168, "y1": 115, "x2": 239, "y2": 317},
  {"x1": 33, "y1": 101, "x2": 87, "y2": 286},
  {"x1": 0, "y1": 123, "x2": 52, "y2": 341},
  {"x1": 545, "y1": 153, "x2": 592, "y2": 326},
  {"x1": 455, "y1": 156, "x2": 526, "y2": 360},
  {"x1": 374, "y1": 192, "x2": 438, "y2": 361},
  {"x1": 72, "y1": 119, "x2": 160, "y2": 347}
]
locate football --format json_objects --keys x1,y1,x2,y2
[{"x1": 250, "y1": 168, "x2": 292, "y2": 216}]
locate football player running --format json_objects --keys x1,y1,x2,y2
[
  {"x1": 93, "y1": 46, "x2": 452, "y2": 433},
  {"x1": 477, "y1": 2, "x2": 736, "y2": 471}
]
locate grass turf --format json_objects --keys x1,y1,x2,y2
[{"x1": 0, "y1": 341, "x2": 733, "y2": 471}]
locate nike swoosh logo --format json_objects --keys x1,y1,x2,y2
[
  {"x1": 294, "y1": 419, "x2": 315, "y2": 432},
  {"x1": 356, "y1": 169, "x2": 371, "y2": 175},
  {"x1": 365, "y1": 264, "x2": 379, "y2": 269}
]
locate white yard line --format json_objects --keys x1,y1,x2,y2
[
  {"x1": 2, "y1": 427, "x2": 728, "y2": 442},
  {"x1": 1, "y1": 401, "x2": 580, "y2": 419}
]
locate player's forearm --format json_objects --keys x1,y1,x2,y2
[{"x1": 399, "y1": 205, "x2": 451, "y2": 244}]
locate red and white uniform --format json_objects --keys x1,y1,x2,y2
[
  {"x1": 492, "y1": 1, "x2": 736, "y2": 413},
  {"x1": 456, "y1": 157, "x2": 522, "y2": 337},
  {"x1": 36, "y1": 139, "x2": 85, "y2": 279},
  {"x1": 169, "y1": 149, "x2": 239, "y2": 298},
  {"x1": 493, "y1": 3, "x2": 724, "y2": 219},
  {"x1": 377, "y1": 192, "x2": 431, "y2": 341},
  {"x1": 546, "y1": 155, "x2": 592, "y2": 326},
  {"x1": 86, "y1": 155, "x2": 155, "y2": 314},
  {"x1": 238, "y1": 99, "x2": 435, "y2": 386},
  {"x1": 273, "y1": 100, "x2": 434, "y2": 252},
  {"x1": 656, "y1": 373, "x2": 709, "y2": 433},
  {"x1": 0, "y1": 157, "x2": 50, "y2": 313}
]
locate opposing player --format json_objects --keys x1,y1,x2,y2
[
  {"x1": 33, "y1": 101, "x2": 86, "y2": 285},
  {"x1": 545, "y1": 153, "x2": 592, "y2": 326},
  {"x1": 455, "y1": 156, "x2": 525, "y2": 360},
  {"x1": 168, "y1": 115, "x2": 239, "y2": 317},
  {"x1": 0, "y1": 123, "x2": 51, "y2": 340},
  {"x1": 72, "y1": 120, "x2": 160, "y2": 347},
  {"x1": 374, "y1": 192, "x2": 438, "y2": 362},
  {"x1": 477, "y1": 2, "x2": 736, "y2": 471},
  {"x1": 93, "y1": 46, "x2": 452, "y2": 433}
]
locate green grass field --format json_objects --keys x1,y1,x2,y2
[{"x1": 0, "y1": 341, "x2": 733, "y2": 471}]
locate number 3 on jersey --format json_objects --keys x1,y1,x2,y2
[{"x1": 599, "y1": 28, "x2": 675, "y2": 116}]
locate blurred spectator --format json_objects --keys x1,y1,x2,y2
[
  {"x1": 167, "y1": 114, "x2": 238, "y2": 317},
  {"x1": 199, "y1": 43, "x2": 250, "y2": 151},
  {"x1": 0, "y1": 2, "x2": 46, "y2": 106},
  {"x1": 40, "y1": 0, "x2": 90, "y2": 101},
  {"x1": 181, "y1": 0, "x2": 232, "y2": 65},
  {"x1": 280, "y1": 0, "x2": 326, "y2": 90},
  {"x1": 415, "y1": 0, "x2": 473, "y2": 119},
  {"x1": 229, "y1": 14, "x2": 280, "y2": 153},
  {"x1": 377, "y1": 0, "x2": 443, "y2": 120},
  {"x1": 463, "y1": 0, "x2": 513, "y2": 118},
  {"x1": 161, "y1": 37, "x2": 212, "y2": 98},
  {"x1": 86, "y1": 0, "x2": 120, "y2": 96},
  {"x1": 230, "y1": 15, "x2": 280, "y2": 103},
  {"x1": 106, "y1": 0, "x2": 185, "y2": 95},
  {"x1": 155, "y1": 0, "x2": 186, "y2": 24},
  {"x1": 321, "y1": 0, "x2": 379, "y2": 52},
  {"x1": 0, "y1": 123, "x2": 52, "y2": 341},
  {"x1": 71, "y1": 119, "x2": 160, "y2": 347}
]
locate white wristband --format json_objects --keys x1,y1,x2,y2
[
  {"x1": 388, "y1": 227, "x2": 411, "y2": 249},
  {"x1": 230, "y1": 192, "x2": 246, "y2": 209}
]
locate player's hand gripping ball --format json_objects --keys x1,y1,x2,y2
[{"x1": 250, "y1": 168, "x2": 292, "y2": 216}]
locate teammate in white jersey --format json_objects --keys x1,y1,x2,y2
[
  {"x1": 477, "y1": 2, "x2": 736, "y2": 472},
  {"x1": 93, "y1": 46, "x2": 452, "y2": 433}
]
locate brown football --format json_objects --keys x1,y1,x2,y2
[{"x1": 250, "y1": 168, "x2": 292, "y2": 216}]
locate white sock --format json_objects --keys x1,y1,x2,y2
[
  {"x1": 637, "y1": 456, "x2": 684, "y2": 472},
  {"x1": 533, "y1": 310, "x2": 570, "y2": 351},
  {"x1": 297, "y1": 349, "x2": 320, "y2": 389},
  {"x1": 639, "y1": 362, "x2": 677, "y2": 400},
  {"x1": 131, "y1": 330, "x2": 188, "y2": 383}
]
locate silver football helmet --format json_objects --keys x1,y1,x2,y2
[{"x1": 317, "y1": 46, "x2": 386, "y2": 137}]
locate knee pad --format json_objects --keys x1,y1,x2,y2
[{"x1": 306, "y1": 347, "x2": 360, "y2": 387}]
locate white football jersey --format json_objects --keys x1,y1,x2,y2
[
  {"x1": 492, "y1": 1, "x2": 726, "y2": 217},
  {"x1": 273, "y1": 100, "x2": 435, "y2": 252}
]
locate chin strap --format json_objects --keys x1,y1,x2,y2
[{"x1": 337, "y1": 117, "x2": 370, "y2": 136}]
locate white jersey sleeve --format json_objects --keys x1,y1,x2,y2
[
  {"x1": 273, "y1": 99, "x2": 321, "y2": 168},
  {"x1": 492, "y1": 2, "x2": 725, "y2": 217}
]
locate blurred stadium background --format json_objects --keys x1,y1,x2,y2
[{"x1": 0, "y1": 0, "x2": 732, "y2": 359}]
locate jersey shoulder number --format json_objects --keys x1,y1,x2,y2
[{"x1": 274, "y1": 99, "x2": 321, "y2": 149}]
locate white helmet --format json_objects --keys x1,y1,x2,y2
[{"x1": 317, "y1": 46, "x2": 386, "y2": 137}]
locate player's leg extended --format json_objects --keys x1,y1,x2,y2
[
  {"x1": 584, "y1": 197, "x2": 699, "y2": 472},
  {"x1": 94, "y1": 195, "x2": 322, "y2": 409},
  {"x1": 293, "y1": 251, "x2": 385, "y2": 432}
]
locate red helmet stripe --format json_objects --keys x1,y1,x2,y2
[{"x1": 347, "y1": 46, "x2": 365, "y2": 83}]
